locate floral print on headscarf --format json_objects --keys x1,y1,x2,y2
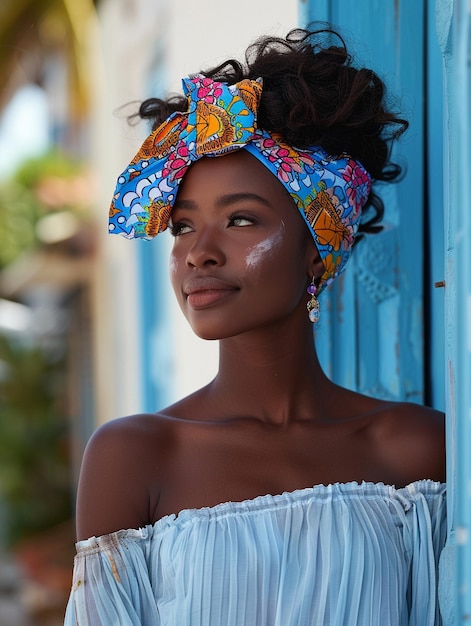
[{"x1": 109, "y1": 74, "x2": 371, "y2": 293}]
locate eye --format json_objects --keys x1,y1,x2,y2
[
  {"x1": 170, "y1": 221, "x2": 193, "y2": 236},
  {"x1": 228, "y1": 214, "x2": 256, "y2": 228}
]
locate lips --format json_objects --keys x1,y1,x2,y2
[{"x1": 183, "y1": 276, "x2": 239, "y2": 309}]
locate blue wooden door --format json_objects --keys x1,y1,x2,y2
[
  {"x1": 435, "y1": 0, "x2": 471, "y2": 622},
  {"x1": 299, "y1": 0, "x2": 445, "y2": 409},
  {"x1": 300, "y1": 0, "x2": 471, "y2": 621}
]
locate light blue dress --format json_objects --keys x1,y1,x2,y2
[{"x1": 64, "y1": 481, "x2": 447, "y2": 626}]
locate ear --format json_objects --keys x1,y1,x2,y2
[
  {"x1": 311, "y1": 256, "x2": 324, "y2": 283},
  {"x1": 305, "y1": 239, "x2": 324, "y2": 281}
]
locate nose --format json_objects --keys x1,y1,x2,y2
[{"x1": 185, "y1": 226, "x2": 226, "y2": 269}]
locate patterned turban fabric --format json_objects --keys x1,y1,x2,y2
[{"x1": 109, "y1": 74, "x2": 371, "y2": 293}]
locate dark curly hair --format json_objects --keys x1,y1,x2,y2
[{"x1": 136, "y1": 27, "x2": 408, "y2": 237}]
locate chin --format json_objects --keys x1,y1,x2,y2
[
  {"x1": 189, "y1": 326, "x2": 238, "y2": 341},
  {"x1": 186, "y1": 318, "x2": 252, "y2": 341},
  {"x1": 183, "y1": 309, "x2": 245, "y2": 341}
]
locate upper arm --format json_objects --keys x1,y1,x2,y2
[
  {"x1": 374, "y1": 404, "x2": 446, "y2": 485},
  {"x1": 406, "y1": 407, "x2": 446, "y2": 481},
  {"x1": 76, "y1": 417, "x2": 152, "y2": 541}
]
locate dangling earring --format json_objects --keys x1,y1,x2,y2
[{"x1": 307, "y1": 278, "x2": 319, "y2": 323}]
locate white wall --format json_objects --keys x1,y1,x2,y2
[{"x1": 166, "y1": 1, "x2": 299, "y2": 87}]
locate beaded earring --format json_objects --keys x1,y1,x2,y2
[{"x1": 307, "y1": 279, "x2": 320, "y2": 323}]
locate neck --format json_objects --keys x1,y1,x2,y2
[{"x1": 208, "y1": 311, "x2": 331, "y2": 426}]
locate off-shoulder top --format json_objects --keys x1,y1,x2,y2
[{"x1": 64, "y1": 480, "x2": 447, "y2": 626}]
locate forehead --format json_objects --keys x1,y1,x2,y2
[{"x1": 176, "y1": 150, "x2": 295, "y2": 206}]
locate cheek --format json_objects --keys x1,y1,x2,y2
[
  {"x1": 244, "y1": 222, "x2": 285, "y2": 272},
  {"x1": 169, "y1": 253, "x2": 178, "y2": 276},
  {"x1": 169, "y1": 253, "x2": 181, "y2": 293}
]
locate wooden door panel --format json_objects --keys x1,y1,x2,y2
[{"x1": 300, "y1": 0, "x2": 426, "y2": 402}]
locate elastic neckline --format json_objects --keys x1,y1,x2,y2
[{"x1": 76, "y1": 479, "x2": 446, "y2": 551}]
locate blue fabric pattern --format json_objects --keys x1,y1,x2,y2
[
  {"x1": 108, "y1": 75, "x2": 371, "y2": 294},
  {"x1": 64, "y1": 481, "x2": 447, "y2": 626}
]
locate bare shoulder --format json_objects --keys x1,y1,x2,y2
[
  {"x1": 76, "y1": 413, "x2": 174, "y2": 541},
  {"x1": 369, "y1": 401, "x2": 446, "y2": 485}
]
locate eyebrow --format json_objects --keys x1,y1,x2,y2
[{"x1": 173, "y1": 192, "x2": 273, "y2": 210}]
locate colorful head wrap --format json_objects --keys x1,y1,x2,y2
[{"x1": 109, "y1": 74, "x2": 371, "y2": 293}]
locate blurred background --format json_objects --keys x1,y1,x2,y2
[
  {"x1": 0, "y1": 0, "x2": 468, "y2": 624},
  {"x1": 0, "y1": 0, "x2": 300, "y2": 623}
]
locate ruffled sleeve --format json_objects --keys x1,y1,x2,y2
[
  {"x1": 404, "y1": 482, "x2": 447, "y2": 626},
  {"x1": 64, "y1": 530, "x2": 160, "y2": 626}
]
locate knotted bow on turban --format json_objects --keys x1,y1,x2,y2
[{"x1": 109, "y1": 74, "x2": 371, "y2": 293}]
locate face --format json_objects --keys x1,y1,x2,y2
[{"x1": 169, "y1": 150, "x2": 320, "y2": 340}]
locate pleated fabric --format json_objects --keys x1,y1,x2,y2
[{"x1": 64, "y1": 481, "x2": 446, "y2": 626}]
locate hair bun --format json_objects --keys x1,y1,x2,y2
[{"x1": 134, "y1": 27, "x2": 408, "y2": 238}]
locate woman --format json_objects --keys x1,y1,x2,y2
[{"x1": 65, "y1": 28, "x2": 446, "y2": 625}]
